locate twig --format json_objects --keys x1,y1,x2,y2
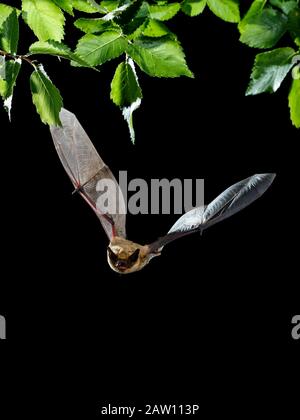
[{"x1": 0, "y1": 49, "x2": 37, "y2": 68}]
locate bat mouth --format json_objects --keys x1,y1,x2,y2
[
  {"x1": 115, "y1": 261, "x2": 128, "y2": 270},
  {"x1": 107, "y1": 247, "x2": 141, "y2": 272}
]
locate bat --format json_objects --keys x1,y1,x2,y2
[{"x1": 50, "y1": 108, "x2": 275, "y2": 274}]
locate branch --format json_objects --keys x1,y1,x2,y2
[{"x1": 0, "y1": 49, "x2": 37, "y2": 67}]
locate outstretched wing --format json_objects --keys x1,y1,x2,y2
[
  {"x1": 50, "y1": 108, "x2": 126, "y2": 240},
  {"x1": 148, "y1": 173, "x2": 275, "y2": 252}
]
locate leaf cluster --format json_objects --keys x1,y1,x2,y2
[{"x1": 0, "y1": 0, "x2": 299, "y2": 142}]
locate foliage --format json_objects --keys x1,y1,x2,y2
[{"x1": 0, "y1": 0, "x2": 299, "y2": 142}]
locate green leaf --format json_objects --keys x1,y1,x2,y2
[
  {"x1": 116, "y1": 0, "x2": 144, "y2": 25},
  {"x1": 0, "y1": 9, "x2": 19, "y2": 55},
  {"x1": 0, "y1": 4, "x2": 20, "y2": 27},
  {"x1": 74, "y1": 17, "x2": 118, "y2": 33},
  {"x1": 149, "y1": 3, "x2": 181, "y2": 21},
  {"x1": 100, "y1": 1, "x2": 119, "y2": 12},
  {"x1": 72, "y1": 0, "x2": 106, "y2": 13},
  {"x1": 142, "y1": 19, "x2": 175, "y2": 38},
  {"x1": 22, "y1": 0, "x2": 65, "y2": 42},
  {"x1": 239, "y1": 8, "x2": 288, "y2": 48},
  {"x1": 52, "y1": 0, "x2": 74, "y2": 15},
  {"x1": 127, "y1": 37, "x2": 193, "y2": 78},
  {"x1": 292, "y1": 57, "x2": 300, "y2": 79},
  {"x1": 0, "y1": 77, "x2": 5, "y2": 97},
  {"x1": 123, "y1": 16, "x2": 147, "y2": 37},
  {"x1": 246, "y1": 47, "x2": 296, "y2": 95},
  {"x1": 181, "y1": 0, "x2": 206, "y2": 17},
  {"x1": 288, "y1": 7, "x2": 300, "y2": 38},
  {"x1": 111, "y1": 60, "x2": 142, "y2": 107},
  {"x1": 0, "y1": 59, "x2": 21, "y2": 97},
  {"x1": 0, "y1": 56, "x2": 5, "y2": 79},
  {"x1": 29, "y1": 40, "x2": 92, "y2": 67},
  {"x1": 239, "y1": 0, "x2": 266, "y2": 32},
  {"x1": 75, "y1": 31, "x2": 127, "y2": 66},
  {"x1": 117, "y1": 1, "x2": 148, "y2": 35},
  {"x1": 110, "y1": 59, "x2": 142, "y2": 143},
  {"x1": 125, "y1": 18, "x2": 149, "y2": 41},
  {"x1": 289, "y1": 78, "x2": 300, "y2": 127},
  {"x1": 0, "y1": 58, "x2": 21, "y2": 119},
  {"x1": 29, "y1": 40, "x2": 72, "y2": 57},
  {"x1": 207, "y1": 0, "x2": 240, "y2": 23},
  {"x1": 270, "y1": 0, "x2": 298, "y2": 15},
  {"x1": 30, "y1": 66, "x2": 63, "y2": 126}
]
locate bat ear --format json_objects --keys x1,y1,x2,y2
[
  {"x1": 108, "y1": 247, "x2": 118, "y2": 263},
  {"x1": 128, "y1": 249, "x2": 140, "y2": 264}
]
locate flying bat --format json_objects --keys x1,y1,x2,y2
[{"x1": 50, "y1": 109, "x2": 275, "y2": 274}]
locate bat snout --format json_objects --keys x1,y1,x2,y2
[
  {"x1": 107, "y1": 240, "x2": 150, "y2": 273},
  {"x1": 115, "y1": 260, "x2": 128, "y2": 270}
]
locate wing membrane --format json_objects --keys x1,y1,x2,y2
[
  {"x1": 148, "y1": 174, "x2": 275, "y2": 252},
  {"x1": 50, "y1": 108, "x2": 126, "y2": 239}
]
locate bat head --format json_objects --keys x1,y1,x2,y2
[{"x1": 107, "y1": 237, "x2": 157, "y2": 274}]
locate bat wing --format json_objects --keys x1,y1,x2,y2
[
  {"x1": 50, "y1": 108, "x2": 126, "y2": 240},
  {"x1": 148, "y1": 173, "x2": 275, "y2": 252}
]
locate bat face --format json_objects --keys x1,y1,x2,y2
[{"x1": 107, "y1": 237, "x2": 158, "y2": 274}]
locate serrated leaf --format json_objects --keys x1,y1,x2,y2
[
  {"x1": 270, "y1": 0, "x2": 298, "y2": 15},
  {"x1": 246, "y1": 47, "x2": 296, "y2": 95},
  {"x1": 135, "y1": 1, "x2": 150, "y2": 19},
  {"x1": 30, "y1": 66, "x2": 63, "y2": 126},
  {"x1": 29, "y1": 40, "x2": 92, "y2": 67},
  {"x1": 0, "y1": 4, "x2": 13, "y2": 26},
  {"x1": 149, "y1": 3, "x2": 180, "y2": 21},
  {"x1": 125, "y1": 20, "x2": 148, "y2": 40},
  {"x1": 127, "y1": 37, "x2": 193, "y2": 78},
  {"x1": 116, "y1": 0, "x2": 144, "y2": 26},
  {"x1": 0, "y1": 9, "x2": 19, "y2": 54},
  {"x1": 119, "y1": 1, "x2": 149, "y2": 35},
  {"x1": 0, "y1": 58, "x2": 21, "y2": 119},
  {"x1": 86, "y1": 0, "x2": 106, "y2": 12},
  {"x1": 111, "y1": 59, "x2": 142, "y2": 143},
  {"x1": 0, "y1": 59, "x2": 21, "y2": 98},
  {"x1": 74, "y1": 17, "x2": 118, "y2": 33},
  {"x1": 239, "y1": 0, "x2": 266, "y2": 32},
  {"x1": 53, "y1": 0, "x2": 74, "y2": 15},
  {"x1": 239, "y1": 8, "x2": 288, "y2": 48},
  {"x1": 207, "y1": 0, "x2": 240, "y2": 23},
  {"x1": 289, "y1": 78, "x2": 300, "y2": 127},
  {"x1": 87, "y1": 0, "x2": 103, "y2": 12},
  {"x1": 123, "y1": 16, "x2": 147, "y2": 37},
  {"x1": 72, "y1": 0, "x2": 106, "y2": 13},
  {"x1": 0, "y1": 4, "x2": 20, "y2": 27},
  {"x1": 75, "y1": 31, "x2": 127, "y2": 66},
  {"x1": 22, "y1": 0, "x2": 65, "y2": 42},
  {"x1": 100, "y1": 1, "x2": 119, "y2": 12},
  {"x1": 29, "y1": 40, "x2": 71, "y2": 56},
  {"x1": 111, "y1": 60, "x2": 142, "y2": 106},
  {"x1": 120, "y1": 2, "x2": 150, "y2": 37},
  {"x1": 142, "y1": 19, "x2": 175, "y2": 38},
  {"x1": 181, "y1": 0, "x2": 206, "y2": 17}
]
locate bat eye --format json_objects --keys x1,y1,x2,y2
[
  {"x1": 128, "y1": 249, "x2": 140, "y2": 265},
  {"x1": 108, "y1": 247, "x2": 118, "y2": 263}
]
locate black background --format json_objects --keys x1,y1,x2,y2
[{"x1": 1, "y1": 1, "x2": 299, "y2": 417}]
